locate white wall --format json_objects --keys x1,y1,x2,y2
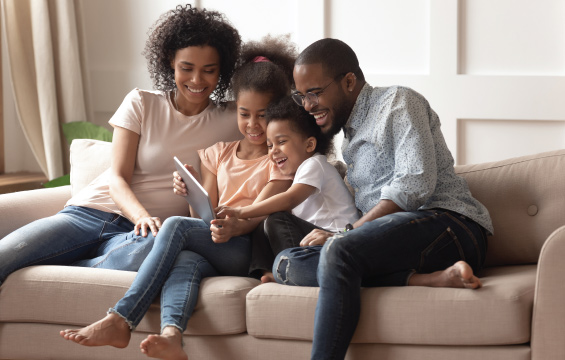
[{"x1": 4, "y1": 0, "x2": 565, "y2": 172}]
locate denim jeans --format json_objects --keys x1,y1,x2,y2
[
  {"x1": 109, "y1": 216, "x2": 250, "y2": 332},
  {"x1": 0, "y1": 206, "x2": 154, "y2": 286},
  {"x1": 273, "y1": 209, "x2": 487, "y2": 360},
  {"x1": 249, "y1": 211, "x2": 322, "y2": 278}
]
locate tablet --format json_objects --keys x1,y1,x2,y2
[{"x1": 173, "y1": 156, "x2": 216, "y2": 224}]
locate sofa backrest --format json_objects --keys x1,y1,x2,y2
[
  {"x1": 455, "y1": 149, "x2": 565, "y2": 267},
  {"x1": 69, "y1": 139, "x2": 565, "y2": 267}
]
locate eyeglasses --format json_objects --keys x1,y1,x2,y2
[{"x1": 291, "y1": 74, "x2": 345, "y2": 107}]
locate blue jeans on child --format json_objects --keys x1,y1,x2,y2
[
  {"x1": 0, "y1": 206, "x2": 154, "y2": 286},
  {"x1": 109, "y1": 216, "x2": 250, "y2": 332},
  {"x1": 273, "y1": 209, "x2": 487, "y2": 360}
]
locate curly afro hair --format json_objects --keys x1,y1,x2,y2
[
  {"x1": 143, "y1": 4, "x2": 241, "y2": 104},
  {"x1": 231, "y1": 34, "x2": 297, "y2": 103},
  {"x1": 266, "y1": 96, "x2": 332, "y2": 156}
]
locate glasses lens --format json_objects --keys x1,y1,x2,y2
[
  {"x1": 291, "y1": 93, "x2": 305, "y2": 107},
  {"x1": 304, "y1": 93, "x2": 319, "y2": 107}
]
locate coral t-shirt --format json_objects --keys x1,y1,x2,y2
[
  {"x1": 66, "y1": 88, "x2": 242, "y2": 221},
  {"x1": 198, "y1": 141, "x2": 292, "y2": 208}
]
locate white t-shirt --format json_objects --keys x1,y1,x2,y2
[
  {"x1": 292, "y1": 154, "x2": 360, "y2": 232},
  {"x1": 67, "y1": 88, "x2": 241, "y2": 221}
]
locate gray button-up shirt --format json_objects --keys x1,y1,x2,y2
[{"x1": 342, "y1": 83, "x2": 493, "y2": 234}]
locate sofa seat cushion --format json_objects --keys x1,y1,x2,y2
[
  {"x1": 246, "y1": 265, "x2": 535, "y2": 346},
  {"x1": 0, "y1": 266, "x2": 259, "y2": 336}
]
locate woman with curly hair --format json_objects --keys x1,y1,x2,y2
[
  {"x1": 61, "y1": 34, "x2": 298, "y2": 360},
  {"x1": 0, "y1": 5, "x2": 242, "y2": 284}
]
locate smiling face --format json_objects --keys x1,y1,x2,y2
[
  {"x1": 236, "y1": 90, "x2": 272, "y2": 147},
  {"x1": 293, "y1": 63, "x2": 352, "y2": 137},
  {"x1": 171, "y1": 45, "x2": 220, "y2": 115},
  {"x1": 266, "y1": 119, "x2": 316, "y2": 176}
]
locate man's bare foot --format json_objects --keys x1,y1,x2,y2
[
  {"x1": 140, "y1": 326, "x2": 187, "y2": 360},
  {"x1": 59, "y1": 312, "x2": 131, "y2": 348},
  {"x1": 260, "y1": 271, "x2": 275, "y2": 283},
  {"x1": 408, "y1": 261, "x2": 482, "y2": 289}
]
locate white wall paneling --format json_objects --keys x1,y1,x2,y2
[
  {"x1": 457, "y1": 119, "x2": 565, "y2": 165},
  {"x1": 459, "y1": 0, "x2": 565, "y2": 76},
  {"x1": 4, "y1": 0, "x2": 565, "y2": 171}
]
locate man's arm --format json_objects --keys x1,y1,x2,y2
[
  {"x1": 300, "y1": 199, "x2": 403, "y2": 246},
  {"x1": 353, "y1": 199, "x2": 403, "y2": 228}
]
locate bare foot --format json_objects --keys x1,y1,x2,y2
[
  {"x1": 60, "y1": 312, "x2": 131, "y2": 348},
  {"x1": 408, "y1": 261, "x2": 482, "y2": 289},
  {"x1": 140, "y1": 326, "x2": 187, "y2": 360},
  {"x1": 260, "y1": 271, "x2": 275, "y2": 283}
]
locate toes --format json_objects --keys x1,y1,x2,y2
[
  {"x1": 61, "y1": 329, "x2": 78, "y2": 340},
  {"x1": 462, "y1": 275, "x2": 482, "y2": 289}
]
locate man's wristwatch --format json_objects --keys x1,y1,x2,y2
[{"x1": 344, "y1": 223, "x2": 354, "y2": 232}]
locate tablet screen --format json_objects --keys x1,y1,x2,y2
[{"x1": 173, "y1": 156, "x2": 216, "y2": 224}]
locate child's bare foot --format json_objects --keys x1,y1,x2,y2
[
  {"x1": 260, "y1": 271, "x2": 275, "y2": 283},
  {"x1": 60, "y1": 312, "x2": 131, "y2": 348},
  {"x1": 408, "y1": 261, "x2": 482, "y2": 289},
  {"x1": 140, "y1": 326, "x2": 187, "y2": 360}
]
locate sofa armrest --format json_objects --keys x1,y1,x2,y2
[
  {"x1": 531, "y1": 225, "x2": 565, "y2": 360},
  {"x1": 0, "y1": 186, "x2": 71, "y2": 238}
]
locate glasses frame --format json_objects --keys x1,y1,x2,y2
[{"x1": 291, "y1": 73, "x2": 347, "y2": 107}]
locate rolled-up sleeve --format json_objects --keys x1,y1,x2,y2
[{"x1": 379, "y1": 88, "x2": 437, "y2": 211}]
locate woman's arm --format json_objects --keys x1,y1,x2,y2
[{"x1": 109, "y1": 127, "x2": 161, "y2": 237}]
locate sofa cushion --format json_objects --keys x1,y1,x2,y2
[
  {"x1": 69, "y1": 139, "x2": 112, "y2": 196},
  {"x1": 455, "y1": 149, "x2": 565, "y2": 267},
  {"x1": 0, "y1": 266, "x2": 259, "y2": 336},
  {"x1": 246, "y1": 265, "x2": 535, "y2": 345}
]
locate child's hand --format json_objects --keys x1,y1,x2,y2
[
  {"x1": 215, "y1": 206, "x2": 241, "y2": 219},
  {"x1": 173, "y1": 164, "x2": 201, "y2": 196},
  {"x1": 210, "y1": 216, "x2": 237, "y2": 243},
  {"x1": 172, "y1": 171, "x2": 187, "y2": 196}
]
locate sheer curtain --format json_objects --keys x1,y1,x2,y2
[{"x1": 1, "y1": 0, "x2": 90, "y2": 179}]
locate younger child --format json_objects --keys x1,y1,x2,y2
[
  {"x1": 217, "y1": 96, "x2": 360, "y2": 283},
  {"x1": 61, "y1": 35, "x2": 297, "y2": 360}
]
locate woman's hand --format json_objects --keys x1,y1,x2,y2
[
  {"x1": 134, "y1": 216, "x2": 162, "y2": 237},
  {"x1": 300, "y1": 229, "x2": 334, "y2": 246}
]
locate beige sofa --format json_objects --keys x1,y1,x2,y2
[{"x1": 1, "y1": 140, "x2": 565, "y2": 360}]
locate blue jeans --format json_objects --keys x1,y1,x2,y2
[
  {"x1": 273, "y1": 209, "x2": 487, "y2": 360},
  {"x1": 109, "y1": 216, "x2": 250, "y2": 332},
  {"x1": 0, "y1": 206, "x2": 155, "y2": 286}
]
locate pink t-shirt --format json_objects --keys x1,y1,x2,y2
[
  {"x1": 198, "y1": 141, "x2": 291, "y2": 208},
  {"x1": 66, "y1": 88, "x2": 242, "y2": 220}
]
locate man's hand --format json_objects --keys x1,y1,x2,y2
[{"x1": 300, "y1": 229, "x2": 334, "y2": 246}]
